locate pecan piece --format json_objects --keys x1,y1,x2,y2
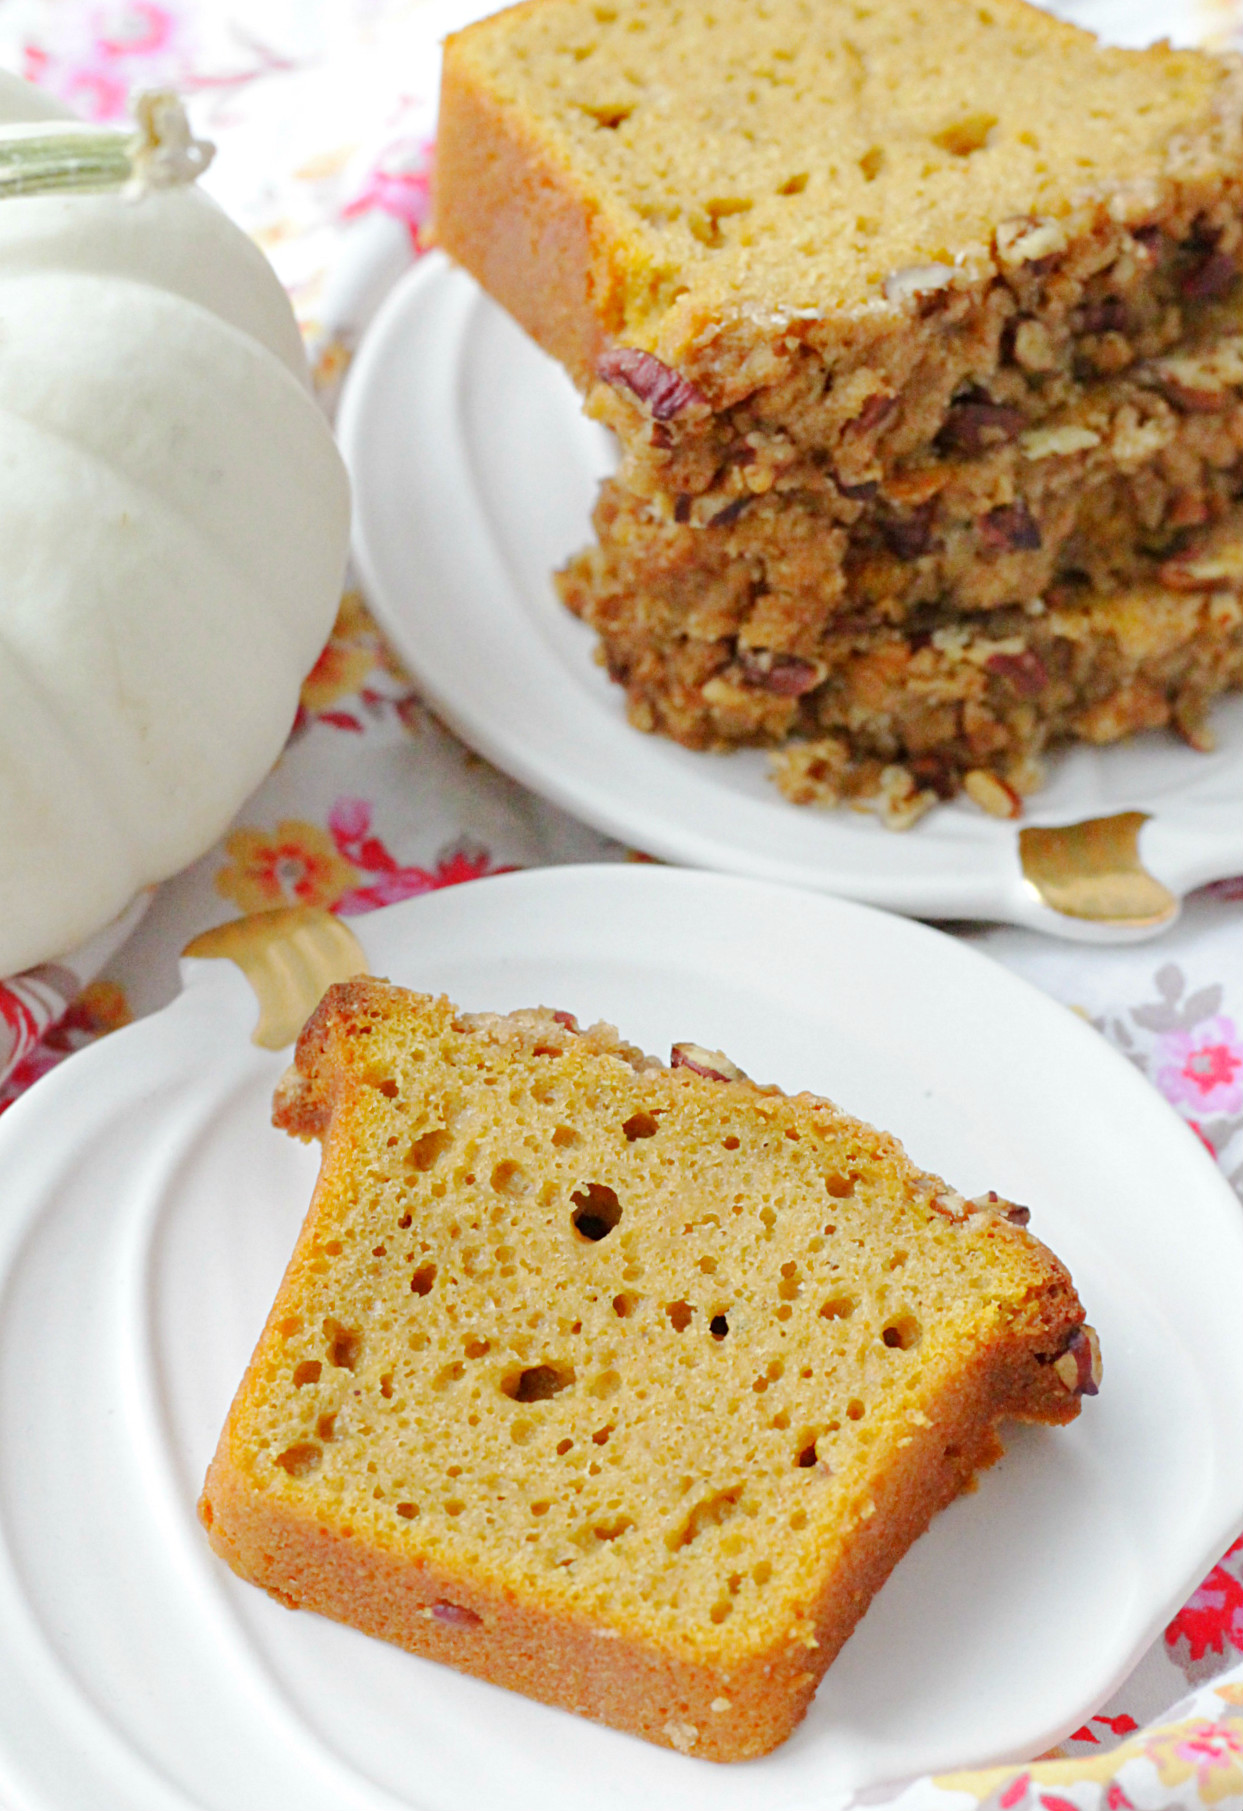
[
  {"x1": 1159, "y1": 541, "x2": 1243, "y2": 591},
  {"x1": 963, "y1": 769, "x2": 1022, "y2": 818},
  {"x1": 1053, "y1": 1326, "x2": 1102, "y2": 1397},
  {"x1": 967, "y1": 1189, "x2": 1031, "y2": 1224},
  {"x1": 1181, "y1": 249, "x2": 1237, "y2": 302},
  {"x1": 836, "y1": 478, "x2": 879, "y2": 502},
  {"x1": 551, "y1": 1010, "x2": 579, "y2": 1032},
  {"x1": 1073, "y1": 297, "x2": 1128, "y2": 336},
  {"x1": 709, "y1": 493, "x2": 755, "y2": 528},
  {"x1": 995, "y1": 215, "x2": 1068, "y2": 268},
  {"x1": 854, "y1": 391, "x2": 899, "y2": 434},
  {"x1": 937, "y1": 388, "x2": 1026, "y2": 455},
  {"x1": 883, "y1": 262, "x2": 957, "y2": 304},
  {"x1": 737, "y1": 647, "x2": 824, "y2": 696},
  {"x1": 880, "y1": 502, "x2": 935, "y2": 559},
  {"x1": 985, "y1": 649, "x2": 1049, "y2": 696},
  {"x1": 978, "y1": 502, "x2": 1042, "y2": 553},
  {"x1": 432, "y1": 1601, "x2": 482, "y2": 1626},
  {"x1": 671, "y1": 1043, "x2": 747, "y2": 1082},
  {"x1": 595, "y1": 348, "x2": 708, "y2": 421}
]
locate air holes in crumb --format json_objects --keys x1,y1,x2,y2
[
  {"x1": 858, "y1": 146, "x2": 884, "y2": 181},
  {"x1": 666, "y1": 1300, "x2": 694, "y2": 1331},
  {"x1": 531, "y1": 1500, "x2": 551, "y2": 1517},
  {"x1": 623, "y1": 1111, "x2": 659, "y2": 1140},
  {"x1": 592, "y1": 1425, "x2": 613, "y2": 1445},
  {"x1": 579, "y1": 101, "x2": 634, "y2": 128},
  {"x1": 612, "y1": 1292, "x2": 638, "y2": 1318},
  {"x1": 934, "y1": 113, "x2": 997, "y2": 156},
  {"x1": 491, "y1": 1159, "x2": 530, "y2": 1197},
  {"x1": 398, "y1": 1213, "x2": 412, "y2": 1229},
  {"x1": 825, "y1": 1173, "x2": 855, "y2": 1198},
  {"x1": 722, "y1": 1135, "x2": 740, "y2": 1151},
  {"x1": 593, "y1": 1515, "x2": 633, "y2": 1542},
  {"x1": 710, "y1": 1600, "x2": 732, "y2": 1623},
  {"x1": 396, "y1": 1502, "x2": 418, "y2": 1519},
  {"x1": 779, "y1": 1262, "x2": 800, "y2": 1301},
  {"x1": 699, "y1": 1256, "x2": 717, "y2": 1274},
  {"x1": 888, "y1": 1250, "x2": 908, "y2": 1271},
  {"x1": 380, "y1": 1372, "x2": 394, "y2": 1399},
  {"x1": 556, "y1": 1438, "x2": 573, "y2": 1455},
  {"x1": 789, "y1": 1509, "x2": 807, "y2": 1531},
  {"x1": 710, "y1": 1314, "x2": 729, "y2": 1339},
  {"x1": 552, "y1": 1125, "x2": 579, "y2": 1148},
  {"x1": 778, "y1": 172, "x2": 808, "y2": 194},
  {"x1": 796, "y1": 1442, "x2": 818, "y2": 1468},
  {"x1": 882, "y1": 1314, "x2": 921, "y2": 1351},
  {"x1": 372, "y1": 1076, "x2": 398, "y2": 1099},
  {"x1": 278, "y1": 1316, "x2": 302, "y2": 1338},
  {"x1": 293, "y1": 1360, "x2": 321, "y2": 1388},
  {"x1": 464, "y1": 1337, "x2": 490, "y2": 1359},
  {"x1": 820, "y1": 1292, "x2": 856, "y2": 1321},
  {"x1": 316, "y1": 1413, "x2": 337, "y2": 1441},
  {"x1": 325, "y1": 1320, "x2": 362, "y2": 1370},
  {"x1": 571, "y1": 1183, "x2": 622, "y2": 1240},
  {"x1": 847, "y1": 1399, "x2": 865, "y2": 1421},
  {"x1": 411, "y1": 1263, "x2": 437, "y2": 1297},
  {"x1": 276, "y1": 1442, "x2": 321, "y2": 1478},
  {"x1": 408, "y1": 1127, "x2": 452, "y2": 1170},
  {"x1": 504, "y1": 1363, "x2": 575, "y2": 1402},
  {"x1": 444, "y1": 1501, "x2": 465, "y2": 1517}
]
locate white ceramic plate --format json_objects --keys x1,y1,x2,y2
[
  {"x1": 1, "y1": 866, "x2": 1241, "y2": 1811},
  {"x1": 338, "y1": 251, "x2": 1243, "y2": 942}
]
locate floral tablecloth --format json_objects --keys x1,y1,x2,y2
[{"x1": 1, "y1": 0, "x2": 1242, "y2": 1802}]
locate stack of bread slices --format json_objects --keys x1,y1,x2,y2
[{"x1": 435, "y1": 0, "x2": 1243, "y2": 824}]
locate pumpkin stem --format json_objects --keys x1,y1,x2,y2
[{"x1": 0, "y1": 91, "x2": 213, "y2": 200}]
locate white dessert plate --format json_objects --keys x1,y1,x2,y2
[
  {"x1": 0, "y1": 866, "x2": 1241, "y2": 1811},
  {"x1": 338, "y1": 251, "x2": 1243, "y2": 942}
]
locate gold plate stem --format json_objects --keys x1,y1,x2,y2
[
  {"x1": 183, "y1": 907, "x2": 369, "y2": 1049},
  {"x1": 1018, "y1": 812, "x2": 1178, "y2": 927}
]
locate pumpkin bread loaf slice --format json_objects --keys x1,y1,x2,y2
[{"x1": 200, "y1": 980, "x2": 1099, "y2": 1761}]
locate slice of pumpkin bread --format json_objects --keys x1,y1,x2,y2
[{"x1": 200, "y1": 981, "x2": 1098, "y2": 1761}]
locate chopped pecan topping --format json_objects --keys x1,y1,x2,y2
[
  {"x1": 937, "y1": 389, "x2": 1026, "y2": 455},
  {"x1": 1159, "y1": 540, "x2": 1243, "y2": 591},
  {"x1": 709, "y1": 493, "x2": 755, "y2": 528},
  {"x1": 595, "y1": 348, "x2": 708, "y2": 420},
  {"x1": 1073, "y1": 297, "x2": 1129, "y2": 336},
  {"x1": 673, "y1": 494, "x2": 692, "y2": 523},
  {"x1": 963, "y1": 770, "x2": 1022, "y2": 818},
  {"x1": 737, "y1": 647, "x2": 823, "y2": 696},
  {"x1": 854, "y1": 391, "x2": 899, "y2": 434},
  {"x1": 978, "y1": 502, "x2": 1042, "y2": 553},
  {"x1": 1052, "y1": 1326, "x2": 1102, "y2": 1397},
  {"x1": 1181, "y1": 249, "x2": 1237, "y2": 302},
  {"x1": 551, "y1": 1010, "x2": 579, "y2": 1032},
  {"x1": 671, "y1": 1043, "x2": 747, "y2": 1083},
  {"x1": 836, "y1": 478, "x2": 879, "y2": 502},
  {"x1": 432, "y1": 1601, "x2": 482, "y2": 1626},
  {"x1": 985, "y1": 649, "x2": 1049, "y2": 696},
  {"x1": 994, "y1": 216, "x2": 1067, "y2": 268},
  {"x1": 880, "y1": 503, "x2": 935, "y2": 559},
  {"x1": 883, "y1": 263, "x2": 957, "y2": 304},
  {"x1": 906, "y1": 753, "x2": 958, "y2": 800}
]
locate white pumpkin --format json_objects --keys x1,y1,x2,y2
[{"x1": 0, "y1": 75, "x2": 350, "y2": 977}]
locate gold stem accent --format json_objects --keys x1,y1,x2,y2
[
  {"x1": 183, "y1": 907, "x2": 368, "y2": 1049},
  {"x1": 1018, "y1": 811, "x2": 1178, "y2": 927}
]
